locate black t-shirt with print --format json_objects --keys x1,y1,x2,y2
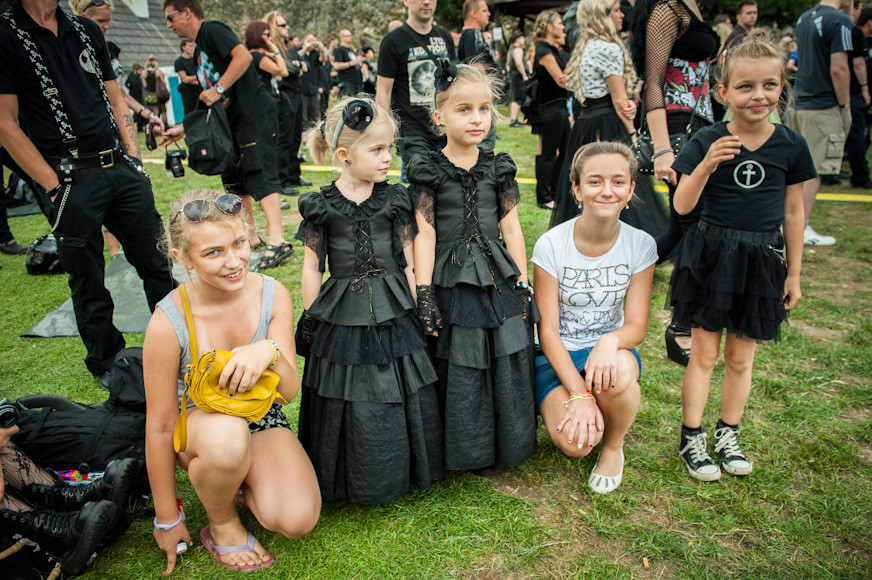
[
  {"x1": 673, "y1": 122, "x2": 817, "y2": 232},
  {"x1": 194, "y1": 20, "x2": 267, "y2": 121},
  {"x1": 0, "y1": 7, "x2": 117, "y2": 156},
  {"x1": 377, "y1": 23, "x2": 456, "y2": 138}
]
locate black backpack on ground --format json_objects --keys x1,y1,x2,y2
[{"x1": 11, "y1": 347, "x2": 148, "y2": 492}]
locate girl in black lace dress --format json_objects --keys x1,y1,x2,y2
[
  {"x1": 295, "y1": 98, "x2": 444, "y2": 504},
  {"x1": 409, "y1": 64, "x2": 537, "y2": 474}
]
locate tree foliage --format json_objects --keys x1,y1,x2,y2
[
  {"x1": 202, "y1": 0, "x2": 406, "y2": 46},
  {"x1": 699, "y1": 0, "x2": 817, "y2": 29}
]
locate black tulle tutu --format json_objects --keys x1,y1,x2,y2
[{"x1": 668, "y1": 221, "x2": 787, "y2": 341}]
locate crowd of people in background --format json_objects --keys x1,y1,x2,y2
[{"x1": 0, "y1": 0, "x2": 867, "y2": 574}]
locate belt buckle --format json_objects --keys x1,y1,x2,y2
[{"x1": 98, "y1": 149, "x2": 115, "y2": 169}]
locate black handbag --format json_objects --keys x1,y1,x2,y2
[
  {"x1": 633, "y1": 62, "x2": 707, "y2": 175},
  {"x1": 183, "y1": 102, "x2": 237, "y2": 176}
]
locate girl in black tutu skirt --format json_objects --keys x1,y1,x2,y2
[
  {"x1": 295, "y1": 98, "x2": 445, "y2": 503},
  {"x1": 669, "y1": 36, "x2": 814, "y2": 482},
  {"x1": 552, "y1": 0, "x2": 668, "y2": 238},
  {"x1": 409, "y1": 64, "x2": 537, "y2": 474}
]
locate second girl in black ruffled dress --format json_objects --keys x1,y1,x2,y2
[
  {"x1": 295, "y1": 98, "x2": 444, "y2": 504},
  {"x1": 409, "y1": 64, "x2": 538, "y2": 474}
]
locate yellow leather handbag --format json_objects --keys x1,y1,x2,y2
[{"x1": 173, "y1": 284, "x2": 284, "y2": 452}]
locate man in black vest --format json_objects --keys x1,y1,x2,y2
[{"x1": 0, "y1": 0, "x2": 175, "y2": 385}]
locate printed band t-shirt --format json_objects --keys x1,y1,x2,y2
[
  {"x1": 794, "y1": 4, "x2": 853, "y2": 110},
  {"x1": 195, "y1": 20, "x2": 265, "y2": 120},
  {"x1": 673, "y1": 122, "x2": 817, "y2": 231},
  {"x1": 377, "y1": 23, "x2": 456, "y2": 138},
  {"x1": 532, "y1": 220, "x2": 657, "y2": 351}
]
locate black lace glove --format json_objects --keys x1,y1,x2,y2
[
  {"x1": 514, "y1": 279, "x2": 532, "y2": 320},
  {"x1": 415, "y1": 284, "x2": 443, "y2": 336},
  {"x1": 294, "y1": 310, "x2": 317, "y2": 357}
]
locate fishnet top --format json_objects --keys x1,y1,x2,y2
[
  {"x1": 643, "y1": 0, "x2": 719, "y2": 118},
  {"x1": 644, "y1": 0, "x2": 691, "y2": 112}
]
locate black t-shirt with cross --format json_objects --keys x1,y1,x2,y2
[{"x1": 673, "y1": 122, "x2": 817, "y2": 232}]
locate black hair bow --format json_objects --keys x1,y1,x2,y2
[
  {"x1": 433, "y1": 60, "x2": 459, "y2": 94},
  {"x1": 331, "y1": 98, "x2": 375, "y2": 148}
]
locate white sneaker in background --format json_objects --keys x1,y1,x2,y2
[{"x1": 803, "y1": 225, "x2": 836, "y2": 246}]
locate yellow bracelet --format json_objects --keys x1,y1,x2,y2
[{"x1": 563, "y1": 392, "x2": 595, "y2": 407}]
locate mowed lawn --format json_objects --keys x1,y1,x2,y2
[{"x1": 1, "y1": 114, "x2": 870, "y2": 579}]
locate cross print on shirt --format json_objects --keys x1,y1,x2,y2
[{"x1": 733, "y1": 160, "x2": 765, "y2": 189}]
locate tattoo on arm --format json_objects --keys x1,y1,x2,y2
[{"x1": 122, "y1": 112, "x2": 141, "y2": 158}]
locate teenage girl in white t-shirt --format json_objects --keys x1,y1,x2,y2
[{"x1": 532, "y1": 141, "x2": 657, "y2": 494}]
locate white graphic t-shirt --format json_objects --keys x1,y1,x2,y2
[{"x1": 532, "y1": 219, "x2": 657, "y2": 351}]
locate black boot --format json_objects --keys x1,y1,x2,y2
[
  {"x1": 0, "y1": 500, "x2": 116, "y2": 576},
  {"x1": 22, "y1": 458, "x2": 138, "y2": 511}
]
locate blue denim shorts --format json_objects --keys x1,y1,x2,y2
[{"x1": 533, "y1": 346, "x2": 641, "y2": 411}]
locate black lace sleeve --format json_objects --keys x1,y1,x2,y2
[
  {"x1": 294, "y1": 191, "x2": 330, "y2": 272},
  {"x1": 643, "y1": 0, "x2": 688, "y2": 112},
  {"x1": 389, "y1": 184, "x2": 417, "y2": 268},
  {"x1": 494, "y1": 152, "x2": 521, "y2": 220},
  {"x1": 407, "y1": 154, "x2": 440, "y2": 230},
  {"x1": 293, "y1": 221, "x2": 328, "y2": 272}
]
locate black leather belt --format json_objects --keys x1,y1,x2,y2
[{"x1": 44, "y1": 148, "x2": 123, "y2": 172}]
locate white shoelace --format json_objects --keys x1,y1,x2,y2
[
  {"x1": 679, "y1": 432, "x2": 712, "y2": 463},
  {"x1": 714, "y1": 427, "x2": 745, "y2": 459}
]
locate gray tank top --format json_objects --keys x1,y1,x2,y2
[{"x1": 155, "y1": 274, "x2": 276, "y2": 408}]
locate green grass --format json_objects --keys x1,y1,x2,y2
[{"x1": 1, "y1": 112, "x2": 871, "y2": 578}]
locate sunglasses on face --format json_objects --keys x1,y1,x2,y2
[
  {"x1": 171, "y1": 194, "x2": 243, "y2": 224},
  {"x1": 166, "y1": 10, "x2": 182, "y2": 22},
  {"x1": 277, "y1": 22, "x2": 289, "y2": 28}
]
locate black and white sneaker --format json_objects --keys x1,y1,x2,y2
[
  {"x1": 714, "y1": 420, "x2": 753, "y2": 476},
  {"x1": 679, "y1": 427, "x2": 721, "y2": 481}
]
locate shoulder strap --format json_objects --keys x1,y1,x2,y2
[
  {"x1": 1, "y1": 12, "x2": 119, "y2": 154},
  {"x1": 400, "y1": 23, "x2": 436, "y2": 61},
  {"x1": 178, "y1": 284, "x2": 198, "y2": 357}
]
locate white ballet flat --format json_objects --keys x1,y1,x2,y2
[{"x1": 588, "y1": 449, "x2": 624, "y2": 494}]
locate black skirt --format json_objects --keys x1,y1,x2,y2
[
  {"x1": 668, "y1": 221, "x2": 788, "y2": 342},
  {"x1": 551, "y1": 97, "x2": 669, "y2": 237}
]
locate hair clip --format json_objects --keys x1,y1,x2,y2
[{"x1": 332, "y1": 98, "x2": 375, "y2": 149}]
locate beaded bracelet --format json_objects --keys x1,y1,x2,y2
[
  {"x1": 563, "y1": 391, "x2": 595, "y2": 407},
  {"x1": 264, "y1": 338, "x2": 280, "y2": 366},
  {"x1": 154, "y1": 510, "x2": 184, "y2": 532}
]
